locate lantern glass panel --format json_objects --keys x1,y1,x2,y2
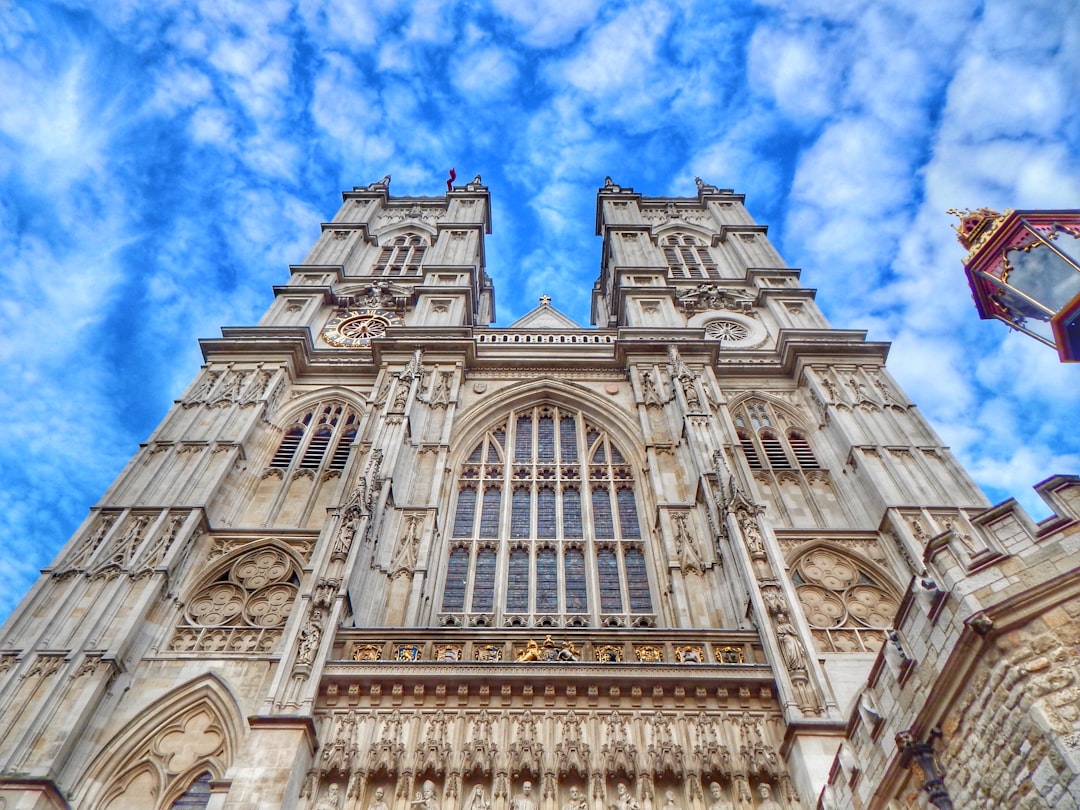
[{"x1": 1004, "y1": 236, "x2": 1080, "y2": 311}]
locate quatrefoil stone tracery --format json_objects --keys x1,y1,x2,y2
[{"x1": 794, "y1": 549, "x2": 898, "y2": 631}]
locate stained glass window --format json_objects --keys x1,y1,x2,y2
[
  {"x1": 597, "y1": 547, "x2": 623, "y2": 612},
  {"x1": 442, "y1": 547, "x2": 469, "y2": 611},
  {"x1": 625, "y1": 547, "x2": 652, "y2": 612},
  {"x1": 442, "y1": 406, "x2": 653, "y2": 625},
  {"x1": 453, "y1": 488, "x2": 476, "y2": 536},
  {"x1": 511, "y1": 488, "x2": 530, "y2": 538},
  {"x1": 536, "y1": 547, "x2": 557, "y2": 612},
  {"x1": 565, "y1": 547, "x2": 587, "y2": 613},
  {"x1": 507, "y1": 548, "x2": 529, "y2": 612},
  {"x1": 171, "y1": 772, "x2": 213, "y2": 810},
  {"x1": 617, "y1": 488, "x2": 640, "y2": 538},
  {"x1": 563, "y1": 488, "x2": 582, "y2": 537},
  {"x1": 592, "y1": 488, "x2": 614, "y2": 539},
  {"x1": 479, "y1": 487, "x2": 501, "y2": 538},
  {"x1": 471, "y1": 547, "x2": 496, "y2": 612},
  {"x1": 537, "y1": 488, "x2": 556, "y2": 537}
]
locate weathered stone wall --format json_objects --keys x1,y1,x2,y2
[{"x1": 822, "y1": 475, "x2": 1080, "y2": 810}]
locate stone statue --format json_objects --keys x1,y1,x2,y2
[
  {"x1": 660, "y1": 789, "x2": 681, "y2": 810},
  {"x1": 465, "y1": 784, "x2": 490, "y2": 810},
  {"x1": 511, "y1": 780, "x2": 538, "y2": 810},
  {"x1": 296, "y1": 611, "x2": 323, "y2": 665},
  {"x1": 366, "y1": 786, "x2": 390, "y2": 810},
  {"x1": 613, "y1": 782, "x2": 640, "y2": 810},
  {"x1": 562, "y1": 786, "x2": 588, "y2": 810},
  {"x1": 315, "y1": 783, "x2": 342, "y2": 810},
  {"x1": 707, "y1": 781, "x2": 732, "y2": 810},
  {"x1": 411, "y1": 780, "x2": 440, "y2": 810},
  {"x1": 775, "y1": 618, "x2": 807, "y2": 672},
  {"x1": 755, "y1": 783, "x2": 781, "y2": 810}
]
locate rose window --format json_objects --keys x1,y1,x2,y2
[
  {"x1": 792, "y1": 548, "x2": 899, "y2": 654},
  {"x1": 705, "y1": 320, "x2": 750, "y2": 343}
]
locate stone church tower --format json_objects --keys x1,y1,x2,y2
[{"x1": 2, "y1": 176, "x2": 1079, "y2": 810}]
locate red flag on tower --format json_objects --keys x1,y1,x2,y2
[{"x1": 447, "y1": 168, "x2": 456, "y2": 192}]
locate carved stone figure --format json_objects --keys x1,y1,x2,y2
[
  {"x1": 681, "y1": 378, "x2": 702, "y2": 411},
  {"x1": 775, "y1": 618, "x2": 807, "y2": 672},
  {"x1": 562, "y1": 786, "x2": 588, "y2": 810},
  {"x1": 754, "y1": 783, "x2": 781, "y2": 810},
  {"x1": 315, "y1": 783, "x2": 342, "y2": 810},
  {"x1": 392, "y1": 381, "x2": 410, "y2": 410},
  {"x1": 660, "y1": 789, "x2": 681, "y2": 810},
  {"x1": 613, "y1": 782, "x2": 640, "y2": 810},
  {"x1": 297, "y1": 611, "x2": 323, "y2": 666},
  {"x1": 673, "y1": 512, "x2": 704, "y2": 573},
  {"x1": 411, "y1": 780, "x2": 441, "y2": 810},
  {"x1": 707, "y1": 781, "x2": 732, "y2": 810},
  {"x1": 367, "y1": 786, "x2": 390, "y2": 810},
  {"x1": 466, "y1": 784, "x2": 490, "y2": 810},
  {"x1": 511, "y1": 780, "x2": 538, "y2": 810}
]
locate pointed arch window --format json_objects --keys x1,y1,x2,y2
[
  {"x1": 374, "y1": 233, "x2": 426, "y2": 276},
  {"x1": 442, "y1": 406, "x2": 653, "y2": 626},
  {"x1": 269, "y1": 402, "x2": 358, "y2": 473},
  {"x1": 661, "y1": 234, "x2": 719, "y2": 279},
  {"x1": 733, "y1": 400, "x2": 821, "y2": 472}
]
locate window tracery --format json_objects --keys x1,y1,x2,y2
[
  {"x1": 441, "y1": 406, "x2": 653, "y2": 627},
  {"x1": 733, "y1": 400, "x2": 819, "y2": 472},
  {"x1": 269, "y1": 401, "x2": 358, "y2": 473},
  {"x1": 791, "y1": 547, "x2": 900, "y2": 653},
  {"x1": 169, "y1": 546, "x2": 301, "y2": 654},
  {"x1": 661, "y1": 234, "x2": 719, "y2": 279},
  {"x1": 373, "y1": 233, "x2": 427, "y2": 276}
]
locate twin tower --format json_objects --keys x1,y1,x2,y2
[{"x1": 2, "y1": 176, "x2": 1078, "y2": 809}]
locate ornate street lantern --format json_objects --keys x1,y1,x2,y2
[
  {"x1": 951, "y1": 208, "x2": 1080, "y2": 362},
  {"x1": 896, "y1": 727, "x2": 953, "y2": 809}
]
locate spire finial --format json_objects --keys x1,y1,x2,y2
[{"x1": 539, "y1": 295, "x2": 552, "y2": 306}]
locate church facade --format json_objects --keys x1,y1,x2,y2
[{"x1": 1, "y1": 177, "x2": 1078, "y2": 810}]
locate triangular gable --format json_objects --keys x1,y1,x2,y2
[{"x1": 509, "y1": 296, "x2": 581, "y2": 329}]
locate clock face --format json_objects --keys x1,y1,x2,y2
[{"x1": 322, "y1": 308, "x2": 403, "y2": 347}]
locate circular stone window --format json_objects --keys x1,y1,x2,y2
[
  {"x1": 702, "y1": 314, "x2": 766, "y2": 348},
  {"x1": 705, "y1": 320, "x2": 750, "y2": 342}
]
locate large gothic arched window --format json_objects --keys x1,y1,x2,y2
[{"x1": 441, "y1": 406, "x2": 653, "y2": 628}]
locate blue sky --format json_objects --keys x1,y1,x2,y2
[{"x1": 1, "y1": 0, "x2": 1078, "y2": 623}]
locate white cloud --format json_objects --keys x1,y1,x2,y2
[
  {"x1": 190, "y1": 106, "x2": 235, "y2": 143},
  {"x1": 297, "y1": 0, "x2": 379, "y2": 47},
  {"x1": 490, "y1": 0, "x2": 603, "y2": 48},
  {"x1": 557, "y1": 2, "x2": 672, "y2": 98},
  {"x1": 451, "y1": 46, "x2": 519, "y2": 99},
  {"x1": 747, "y1": 23, "x2": 843, "y2": 124}
]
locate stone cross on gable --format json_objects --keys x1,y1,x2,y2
[{"x1": 539, "y1": 295, "x2": 551, "y2": 306}]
